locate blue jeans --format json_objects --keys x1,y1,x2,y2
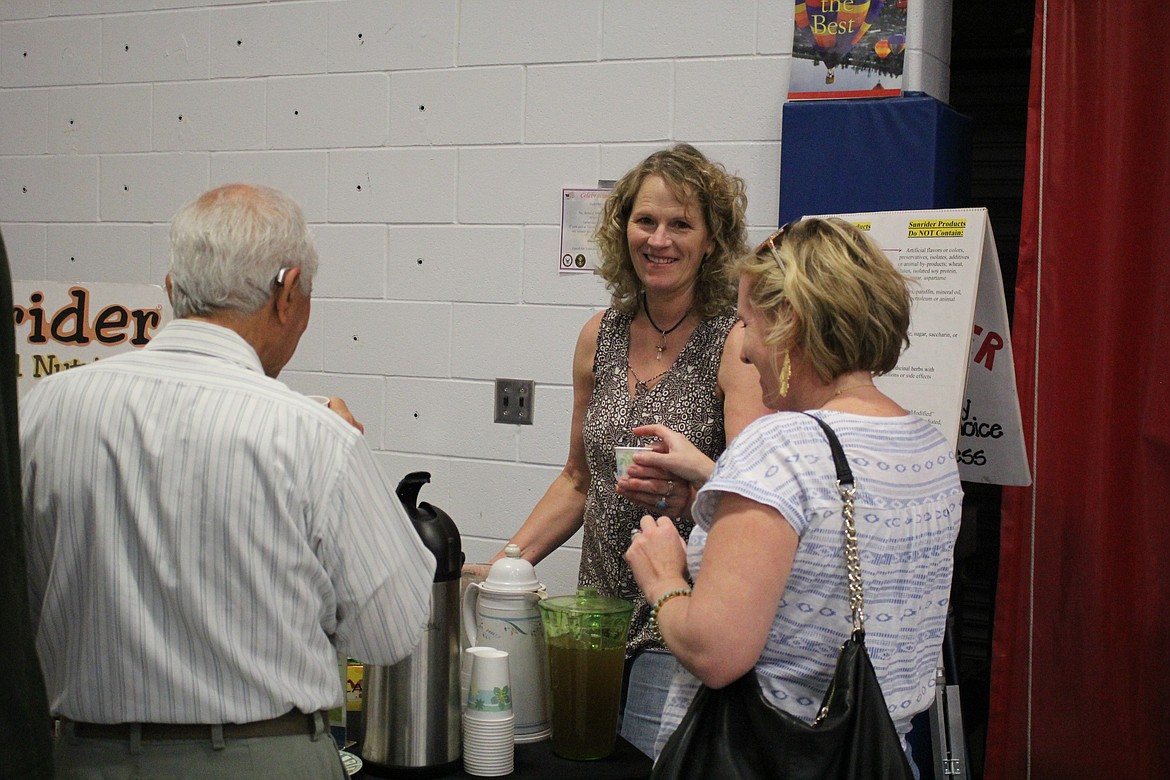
[{"x1": 619, "y1": 649, "x2": 676, "y2": 759}]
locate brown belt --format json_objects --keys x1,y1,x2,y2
[{"x1": 68, "y1": 709, "x2": 324, "y2": 741}]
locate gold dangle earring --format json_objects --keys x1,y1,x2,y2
[{"x1": 779, "y1": 350, "x2": 791, "y2": 397}]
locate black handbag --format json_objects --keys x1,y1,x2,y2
[{"x1": 651, "y1": 413, "x2": 915, "y2": 780}]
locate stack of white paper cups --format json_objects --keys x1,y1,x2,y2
[
  {"x1": 462, "y1": 646, "x2": 496, "y2": 711},
  {"x1": 462, "y1": 649, "x2": 514, "y2": 777}
]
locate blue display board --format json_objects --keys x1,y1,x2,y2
[{"x1": 778, "y1": 92, "x2": 972, "y2": 225}]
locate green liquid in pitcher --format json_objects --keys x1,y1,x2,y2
[{"x1": 547, "y1": 638, "x2": 625, "y2": 760}]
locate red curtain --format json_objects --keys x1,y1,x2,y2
[{"x1": 985, "y1": 2, "x2": 1170, "y2": 777}]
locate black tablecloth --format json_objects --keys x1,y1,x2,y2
[{"x1": 355, "y1": 735, "x2": 652, "y2": 780}]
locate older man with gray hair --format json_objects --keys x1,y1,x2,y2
[{"x1": 21, "y1": 184, "x2": 435, "y2": 779}]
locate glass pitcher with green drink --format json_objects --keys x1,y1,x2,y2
[{"x1": 537, "y1": 587, "x2": 634, "y2": 760}]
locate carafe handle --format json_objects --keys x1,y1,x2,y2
[{"x1": 461, "y1": 580, "x2": 483, "y2": 647}]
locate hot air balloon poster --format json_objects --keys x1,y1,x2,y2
[{"x1": 789, "y1": 0, "x2": 907, "y2": 100}]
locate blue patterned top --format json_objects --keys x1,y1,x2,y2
[{"x1": 656, "y1": 409, "x2": 963, "y2": 754}]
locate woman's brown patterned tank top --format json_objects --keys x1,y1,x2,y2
[{"x1": 579, "y1": 307, "x2": 736, "y2": 655}]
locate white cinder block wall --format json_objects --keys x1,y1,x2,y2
[{"x1": 0, "y1": 1, "x2": 951, "y2": 599}]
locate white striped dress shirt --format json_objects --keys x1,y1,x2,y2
[{"x1": 20, "y1": 320, "x2": 436, "y2": 724}]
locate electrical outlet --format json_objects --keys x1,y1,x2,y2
[{"x1": 494, "y1": 378, "x2": 535, "y2": 425}]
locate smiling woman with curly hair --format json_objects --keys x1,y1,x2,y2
[
  {"x1": 594, "y1": 143, "x2": 748, "y2": 320},
  {"x1": 470, "y1": 143, "x2": 769, "y2": 757}
]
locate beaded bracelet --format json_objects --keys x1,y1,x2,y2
[{"x1": 649, "y1": 587, "x2": 692, "y2": 645}]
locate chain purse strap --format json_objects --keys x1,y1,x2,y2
[{"x1": 801, "y1": 413, "x2": 865, "y2": 634}]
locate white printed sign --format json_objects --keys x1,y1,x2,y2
[{"x1": 559, "y1": 188, "x2": 611, "y2": 274}]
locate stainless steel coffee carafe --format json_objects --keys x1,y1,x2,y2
[{"x1": 361, "y1": 472, "x2": 462, "y2": 777}]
